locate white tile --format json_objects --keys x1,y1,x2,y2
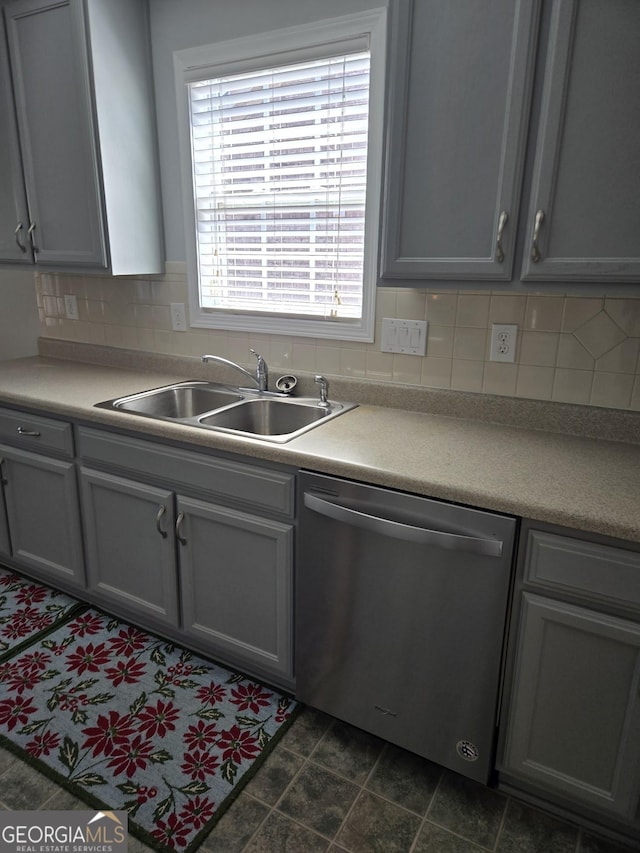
[
  {"x1": 393, "y1": 353, "x2": 423, "y2": 384},
  {"x1": 590, "y1": 372, "x2": 634, "y2": 409},
  {"x1": 595, "y1": 338, "x2": 640, "y2": 373},
  {"x1": 562, "y1": 297, "x2": 603, "y2": 332},
  {"x1": 425, "y1": 292, "x2": 457, "y2": 326},
  {"x1": 519, "y1": 331, "x2": 559, "y2": 367},
  {"x1": 456, "y1": 293, "x2": 490, "y2": 327},
  {"x1": 482, "y1": 362, "x2": 517, "y2": 396},
  {"x1": 292, "y1": 342, "x2": 317, "y2": 372},
  {"x1": 365, "y1": 350, "x2": 394, "y2": 380},
  {"x1": 524, "y1": 295, "x2": 564, "y2": 331},
  {"x1": 340, "y1": 347, "x2": 366, "y2": 377},
  {"x1": 604, "y1": 298, "x2": 640, "y2": 336},
  {"x1": 451, "y1": 359, "x2": 484, "y2": 392},
  {"x1": 515, "y1": 365, "x2": 555, "y2": 401},
  {"x1": 420, "y1": 356, "x2": 451, "y2": 389},
  {"x1": 396, "y1": 289, "x2": 427, "y2": 320},
  {"x1": 453, "y1": 327, "x2": 487, "y2": 360},
  {"x1": 426, "y1": 325, "x2": 454, "y2": 358},
  {"x1": 552, "y1": 368, "x2": 593, "y2": 404},
  {"x1": 556, "y1": 334, "x2": 594, "y2": 370},
  {"x1": 573, "y1": 310, "x2": 626, "y2": 360},
  {"x1": 488, "y1": 294, "x2": 526, "y2": 326}
]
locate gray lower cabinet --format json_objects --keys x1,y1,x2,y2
[
  {"x1": 500, "y1": 525, "x2": 640, "y2": 839},
  {"x1": 0, "y1": 445, "x2": 85, "y2": 585},
  {"x1": 0, "y1": 0, "x2": 162, "y2": 273},
  {"x1": 79, "y1": 468, "x2": 179, "y2": 627},
  {"x1": 76, "y1": 427, "x2": 295, "y2": 686},
  {"x1": 177, "y1": 495, "x2": 293, "y2": 681}
]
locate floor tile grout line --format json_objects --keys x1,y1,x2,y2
[{"x1": 490, "y1": 794, "x2": 510, "y2": 852}]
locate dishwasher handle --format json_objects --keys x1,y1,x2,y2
[{"x1": 304, "y1": 492, "x2": 503, "y2": 557}]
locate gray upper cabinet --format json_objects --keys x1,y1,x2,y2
[
  {"x1": 0, "y1": 13, "x2": 30, "y2": 264},
  {"x1": 379, "y1": 0, "x2": 640, "y2": 288},
  {"x1": 520, "y1": 0, "x2": 640, "y2": 281},
  {"x1": 0, "y1": 0, "x2": 163, "y2": 274},
  {"x1": 379, "y1": 0, "x2": 541, "y2": 283}
]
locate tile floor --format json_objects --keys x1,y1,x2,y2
[{"x1": 0, "y1": 705, "x2": 636, "y2": 853}]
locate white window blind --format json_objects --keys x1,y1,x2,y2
[{"x1": 188, "y1": 50, "x2": 371, "y2": 320}]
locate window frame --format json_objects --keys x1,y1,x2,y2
[{"x1": 174, "y1": 8, "x2": 387, "y2": 342}]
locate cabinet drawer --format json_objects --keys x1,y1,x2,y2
[
  {"x1": 77, "y1": 426, "x2": 294, "y2": 517},
  {"x1": 525, "y1": 530, "x2": 640, "y2": 610},
  {"x1": 0, "y1": 407, "x2": 74, "y2": 457}
]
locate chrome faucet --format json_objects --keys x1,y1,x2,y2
[
  {"x1": 202, "y1": 349, "x2": 269, "y2": 392},
  {"x1": 314, "y1": 374, "x2": 330, "y2": 408}
]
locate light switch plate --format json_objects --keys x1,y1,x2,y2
[{"x1": 381, "y1": 318, "x2": 428, "y2": 355}]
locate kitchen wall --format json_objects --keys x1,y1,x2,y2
[
  {"x1": 35, "y1": 266, "x2": 640, "y2": 411},
  {"x1": 0, "y1": 268, "x2": 39, "y2": 360},
  {"x1": 28, "y1": 0, "x2": 640, "y2": 412}
]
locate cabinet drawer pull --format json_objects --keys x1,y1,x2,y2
[
  {"x1": 495, "y1": 210, "x2": 508, "y2": 263},
  {"x1": 17, "y1": 426, "x2": 41, "y2": 437},
  {"x1": 28, "y1": 222, "x2": 39, "y2": 253},
  {"x1": 156, "y1": 504, "x2": 168, "y2": 538},
  {"x1": 176, "y1": 511, "x2": 187, "y2": 545},
  {"x1": 531, "y1": 209, "x2": 545, "y2": 263},
  {"x1": 14, "y1": 222, "x2": 27, "y2": 253}
]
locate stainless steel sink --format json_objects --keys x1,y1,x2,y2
[
  {"x1": 200, "y1": 398, "x2": 335, "y2": 437},
  {"x1": 96, "y1": 381, "x2": 356, "y2": 442},
  {"x1": 101, "y1": 382, "x2": 243, "y2": 418}
]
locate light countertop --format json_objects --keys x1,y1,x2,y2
[{"x1": 0, "y1": 354, "x2": 638, "y2": 544}]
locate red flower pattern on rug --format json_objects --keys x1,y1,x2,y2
[
  {"x1": 0, "y1": 567, "x2": 83, "y2": 658},
  {"x1": 0, "y1": 603, "x2": 295, "y2": 852}
]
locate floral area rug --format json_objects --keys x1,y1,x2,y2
[
  {"x1": 0, "y1": 581, "x2": 297, "y2": 852},
  {"x1": 0, "y1": 566, "x2": 86, "y2": 661}
]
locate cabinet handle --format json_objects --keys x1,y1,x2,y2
[
  {"x1": 156, "y1": 504, "x2": 168, "y2": 538},
  {"x1": 14, "y1": 222, "x2": 27, "y2": 253},
  {"x1": 495, "y1": 210, "x2": 508, "y2": 263},
  {"x1": 531, "y1": 209, "x2": 545, "y2": 263},
  {"x1": 0, "y1": 458, "x2": 6, "y2": 486},
  {"x1": 17, "y1": 426, "x2": 41, "y2": 437},
  {"x1": 28, "y1": 222, "x2": 39, "y2": 253},
  {"x1": 175, "y1": 511, "x2": 187, "y2": 545}
]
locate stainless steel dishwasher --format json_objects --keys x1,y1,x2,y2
[{"x1": 296, "y1": 471, "x2": 517, "y2": 784}]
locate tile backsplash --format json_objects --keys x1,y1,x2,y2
[{"x1": 35, "y1": 263, "x2": 640, "y2": 412}]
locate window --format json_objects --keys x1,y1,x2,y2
[{"x1": 174, "y1": 10, "x2": 386, "y2": 341}]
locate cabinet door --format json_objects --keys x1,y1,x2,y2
[
  {"x1": 502, "y1": 593, "x2": 640, "y2": 819},
  {"x1": 521, "y1": 0, "x2": 640, "y2": 280},
  {"x1": 0, "y1": 444, "x2": 84, "y2": 586},
  {"x1": 79, "y1": 468, "x2": 179, "y2": 627},
  {"x1": 0, "y1": 13, "x2": 31, "y2": 264},
  {"x1": 4, "y1": 0, "x2": 106, "y2": 267},
  {"x1": 379, "y1": 0, "x2": 540, "y2": 283},
  {"x1": 177, "y1": 495, "x2": 293, "y2": 681}
]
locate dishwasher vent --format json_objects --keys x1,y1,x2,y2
[{"x1": 456, "y1": 740, "x2": 480, "y2": 762}]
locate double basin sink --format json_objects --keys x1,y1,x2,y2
[{"x1": 96, "y1": 381, "x2": 357, "y2": 443}]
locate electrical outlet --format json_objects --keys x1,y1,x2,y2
[
  {"x1": 170, "y1": 302, "x2": 187, "y2": 332},
  {"x1": 490, "y1": 324, "x2": 518, "y2": 363},
  {"x1": 64, "y1": 294, "x2": 79, "y2": 320}
]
